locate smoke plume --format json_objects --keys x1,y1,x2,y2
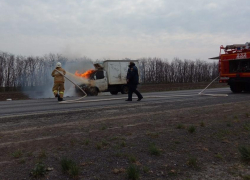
[{"x1": 24, "y1": 59, "x2": 95, "y2": 99}]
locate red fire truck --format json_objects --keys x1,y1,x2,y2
[{"x1": 211, "y1": 42, "x2": 250, "y2": 93}]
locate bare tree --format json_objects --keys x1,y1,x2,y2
[{"x1": 0, "y1": 51, "x2": 219, "y2": 91}]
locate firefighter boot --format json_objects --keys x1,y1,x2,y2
[
  {"x1": 58, "y1": 93, "x2": 64, "y2": 101},
  {"x1": 58, "y1": 97, "x2": 64, "y2": 101}
]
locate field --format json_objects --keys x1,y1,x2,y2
[{"x1": 1, "y1": 82, "x2": 250, "y2": 180}]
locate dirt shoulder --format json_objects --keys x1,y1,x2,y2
[
  {"x1": 0, "y1": 97, "x2": 250, "y2": 179},
  {"x1": 137, "y1": 82, "x2": 228, "y2": 93},
  {"x1": 0, "y1": 91, "x2": 29, "y2": 101}
]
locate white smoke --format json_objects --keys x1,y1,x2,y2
[
  {"x1": 63, "y1": 59, "x2": 95, "y2": 97},
  {"x1": 24, "y1": 59, "x2": 95, "y2": 99}
]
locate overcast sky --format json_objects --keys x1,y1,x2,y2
[{"x1": 0, "y1": 0, "x2": 249, "y2": 61}]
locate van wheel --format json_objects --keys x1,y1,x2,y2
[
  {"x1": 230, "y1": 83, "x2": 243, "y2": 93},
  {"x1": 121, "y1": 85, "x2": 129, "y2": 94},
  {"x1": 110, "y1": 90, "x2": 118, "y2": 95},
  {"x1": 89, "y1": 87, "x2": 98, "y2": 96}
]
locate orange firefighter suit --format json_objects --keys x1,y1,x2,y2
[{"x1": 51, "y1": 67, "x2": 66, "y2": 98}]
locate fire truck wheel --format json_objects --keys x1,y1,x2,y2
[
  {"x1": 121, "y1": 85, "x2": 129, "y2": 94},
  {"x1": 89, "y1": 87, "x2": 98, "y2": 96},
  {"x1": 230, "y1": 83, "x2": 243, "y2": 93}
]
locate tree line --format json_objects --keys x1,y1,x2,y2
[
  {"x1": 138, "y1": 57, "x2": 218, "y2": 83},
  {"x1": 0, "y1": 52, "x2": 68, "y2": 91},
  {"x1": 0, "y1": 51, "x2": 218, "y2": 91}
]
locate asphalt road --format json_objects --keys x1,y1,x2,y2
[{"x1": 1, "y1": 87, "x2": 249, "y2": 118}]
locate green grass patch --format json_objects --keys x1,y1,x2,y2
[
  {"x1": 19, "y1": 158, "x2": 26, "y2": 164},
  {"x1": 61, "y1": 158, "x2": 74, "y2": 173},
  {"x1": 84, "y1": 139, "x2": 90, "y2": 145},
  {"x1": 114, "y1": 152, "x2": 124, "y2": 158},
  {"x1": 61, "y1": 157, "x2": 79, "y2": 178},
  {"x1": 238, "y1": 146, "x2": 250, "y2": 161},
  {"x1": 30, "y1": 162, "x2": 46, "y2": 178},
  {"x1": 96, "y1": 143, "x2": 102, "y2": 150},
  {"x1": 68, "y1": 163, "x2": 80, "y2": 178},
  {"x1": 38, "y1": 150, "x2": 47, "y2": 159},
  {"x1": 215, "y1": 129, "x2": 231, "y2": 139},
  {"x1": 101, "y1": 125, "x2": 107, "y2": 130},
  {"x1": 27, "y1": 151, "x2": 33, "y2": 157},
  {"x1": 200, "y1": 122, "x2": 205, "y2": 127},
  {"x1": 188, "y1": 126, "x2": 196, "y2": 133},
  {"x1": 227, "y1": 123, "x2": 231, "y2": 127},
  {"x1": 215, "y1": 153, "x2": 223, "y2": 160},
  {"x1": 120, "y1": 141, "x2": 126, "y2": 147},
  {"x1": 187, "y1": 157, "x2": 198, "y2": 168},
  {"x1": 149, "y1": 143, "x2": 161, "y2": 156},
  {"x1": 12, "y1": 150, "x2": 22, "y2": 158},
  {"x1": 128, "y1": 155, "x2": 137, "y2": 163},
  {"x1": 143, "y1": 166, "x2": 149, "y2": 173},
  {"x1": 242, "y1": 175, "x2": 250, "y2": 180},
  {"x1": 110, "y1": 136, "x2": 119, "y2": 141},
  {"x1": 146, "y1": 132, "x2": 159, "y2": 138},
  {"x1": 127, "y1": 164, "x2": 140, "y2": 180},
  {"x1": 176, "y1": 124, "x2": 185, "y2": 129},
  {"x1": 243, "y1": 123, "x2": 250, "y2": 131},
  {"x1": 70, "y1": 139, "x2": 77, "y2": 146},
  {"x1": 101, "y1": 140, "x2": 109, "y2": 147}
]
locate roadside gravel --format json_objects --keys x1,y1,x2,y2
[{"x1": 0, "y1": 94, "x2": 250, "y2": 179}]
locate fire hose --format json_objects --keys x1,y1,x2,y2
[
  {"x1": 198, "y1": 76, "x2": 228, "y2": 97},
  {"x1": 55, "y1": 69, "x2": 87, "y2": 103},
  {"x1": 55, "y1": 69, "x2": 227, "y2": 104}
]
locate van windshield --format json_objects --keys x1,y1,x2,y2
[{"x1": 89, "y1": 72, "x2": 96, "y2": 80}]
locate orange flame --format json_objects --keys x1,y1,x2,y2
[{"x1": 75, "y1": 69, "x2": 95, "y2": 79}]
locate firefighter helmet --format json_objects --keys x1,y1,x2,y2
[{"x1": 56, "y1": 62, "x2": 62, "y2": 68}]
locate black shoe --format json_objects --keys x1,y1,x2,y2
[
  {"x1": 55, "y1": 94, "x2": 59, "y2": 98},
  {"x1": 125, "y1": 99, "x2": 132, "y2": 101},
  {"x1": 137, "y1": 97, "x2": 143, "y2": 101},
  {"x1": 58, "y1": 96, "x2": 60, "y2": 101},
  {"x1": 58, "y1": 97, "x2": 64, "y2": 101}
]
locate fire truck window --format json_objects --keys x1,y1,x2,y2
[
  {"x1": 229, "y1": 60, "x2": 250, "y2": 73},
  {"x1": 229, "y1": 60, "x2": 240, "y2": 73},
  {"x1": 96, "y1": 71, "x2": 104, "y2": 79},
  {"x1": 241, "y1": 60, "x2": 250, "y2": 72}
]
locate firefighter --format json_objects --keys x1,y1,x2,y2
[
  {"x1": 51, "y1": 62, "x2": 66, "y2": 101},
  {"x1": 126, "y1": 62, "x2": 143, "y2": 101}
]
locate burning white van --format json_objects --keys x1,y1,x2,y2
[{"x1": 75, "y1": 60, "x2": 139, "y2": 96}]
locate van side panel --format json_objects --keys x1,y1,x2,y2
[
  {"x1": 120, "y1": 62, "x2": 129, "y2": 84},
  {"x1": 104, "y1": 60, "x2": 139, "y2": 85},
  {"x1": 106, "y1": 62, "x2": 122, "y2": 85}
]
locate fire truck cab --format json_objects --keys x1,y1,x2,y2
[{"x1": 217, "y1": 42, "x2": 250, "y2": 93}]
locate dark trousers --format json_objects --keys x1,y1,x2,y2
[{"x1": 128, "y1": 84, "x2": 143, "y2": 100}]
